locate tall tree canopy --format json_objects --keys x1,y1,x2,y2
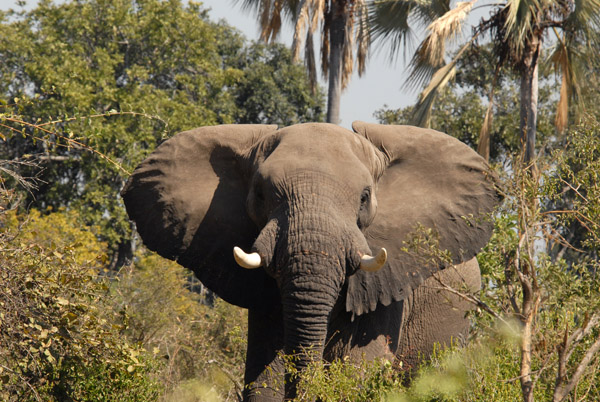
[
  {"x1": 370, "y1": 0, "x2": 600, "y2": 163},
  {"x1": 0, "y1": 0, "x2": 323, "y2": 267}
]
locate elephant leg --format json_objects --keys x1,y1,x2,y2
[
  {"x1": 395, "y1": 258, "x2": 481, "y2": 373},
  {"x1": 243, "y1": 307, "x2": 285, "y2": 402}
]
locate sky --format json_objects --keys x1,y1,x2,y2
[{"x1": 0, "y1": 0, "x2": 491, "y2": 129}]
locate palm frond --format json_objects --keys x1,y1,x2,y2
[
  {"x1": 548, "y1": 35, "x2": 570, "y2": 133},
  {"x1": 320, "y1": 4, "x2": 330, "y2": 78},
  {"x1": 478, "y1": 102, "x2": 494, "y2": 160},
  {"x1": 555, "y1": 70, "x2": 569, "y2": 134},
  {"x1": 368, "y1": 1, "x2": 415, "y2": 61},
  {"x1": 564, "y1": 0, "x2": 600, "y2": 50},
  {"x1": 355, "y1": 0, "x2": 370, "y2": 77},
  {"x1": 503, "y1": 0, "x2": 541, "y2": 57},
  {"x1": 310, "y1": 0, "x2": 325, "y2": 33},
  {"x1": 419, "y1": 1, "x2": 476, "y2": 67},
  {"x1": 233, "y1": 0, "x2": 266, "y2": 13},
  {"x1": 412, "y1": 61, "x2": 457, "y2": 127},
  {"x1": 411, "y1": 36, "x2": 477, "y2": 127},
  {"x1": 233, "y1": 0, "x2": 295, "y2": 42},
  {"x1": 291, "y1": 0, "x2": 309, "y2": 61},
  {"x1": 404, "y1": 1, "x2": 476, "y2": 90},
  {"x1": 342, "y1": 9, "x2": 355, "y2": 90},
  {"x1": 292, "y1": 0, "x2": 326, "y2": 63},
  {"x1": 305, "y1": 30, "x2": 318, "y2": 93},
  {"x1": 478, "y1": 64, "x2": 500, "y2": 161},
  {"x1": 260, "y1": 0, "x2": 284, "y2": 42}
]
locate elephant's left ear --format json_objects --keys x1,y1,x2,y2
[
  {"x1": 121, "y1": 124, "x2": 279, "y2": 311},
  {"x1": 347, "y1": 121, "x2": 501, "y2": 316}
]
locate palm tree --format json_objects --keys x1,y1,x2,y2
[
  {"x1": 233, "y1": 0, "x2": 371, "y2": 124},
  {"x1": 370, "y1": 0, "x2": 600, "y2": 164}
]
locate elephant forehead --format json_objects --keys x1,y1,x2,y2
[
  {"x1": 276, "y1": 123, "x2": 362, "y2": 151},
  {"x1": 260, "y1": 125, "x2": 375, "y2": 185}
]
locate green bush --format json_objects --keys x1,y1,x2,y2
[
  {"x1": 0, "y1": 209, "x2": 163, "y2": 401},
  {"x1": 111, "y1": 253, "x2": 248, "y2": 401}
]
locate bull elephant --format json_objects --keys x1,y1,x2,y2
[{"x1": 121, "y1": 122, "x2": 500, "y2": 401}]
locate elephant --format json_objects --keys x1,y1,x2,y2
[{"x1": 121, "y1": 122, "x2": 500, "y2": 401}]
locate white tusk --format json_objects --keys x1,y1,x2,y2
[
  {"x1": 233, "y1": 246, "x2": 262, "y2": 269},
  {"x1": 360, "y1": 248, "x2": 387, "y2": 272}
]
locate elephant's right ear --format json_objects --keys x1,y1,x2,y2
[
  {"x1": 121, "y1": 124, "x2": 279, "y2": 310},
  {"x1": 347, "y1": 121, "x2": 501, "y2": 316}
]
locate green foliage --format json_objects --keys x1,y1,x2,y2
[
  {"x1": 0, "y1": 209, "x2": 162, "y2": 401},
  {"x1": 111, "y1": 254, "x2": 248, "y2": 400},
  {"x1": 4, "y1": 207, "x2": 107, "y2": 265},
  {"x1": 230, "y1": 42, "x2": 324, "y2": 125},
  {"x1": 545, "y1": 117, "x2": 600, "y2": 259},
  {"x1": 287, "y1": 357, "x2": 402, "y2": 402},
  {"x1": 0, "y1": 201, "x2": 247, "y2": 401},
  {"x1": 0, "y1": 0, "x2": 323, "y2": 262},
  {"x1": 472, "y1": 117, "x2": 600, "y2": 401}
]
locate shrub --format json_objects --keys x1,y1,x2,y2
[
  {"x1": 111, "y1": 253, "x2": 248, "y2": 401},
  {"x1": 0, "y1": 209, "x2": 162, "y2": 401}
]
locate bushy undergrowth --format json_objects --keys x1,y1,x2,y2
[
  {"x1": 113, "y1": 256, "x2": 248, "y2": 401},
  {"x1": 0, "y1": 205, "x2": 247, "y2": 401},
  {"x1": 0, "y1": 209, "x2": 162, "y2": 401}
]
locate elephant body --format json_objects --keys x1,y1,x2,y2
[
  {"x1": 243, "y1": 259, "x2": 481, "y2": 401},
  {"x1": 121, "y1": 122, "x2": 499, "y2": 401}
]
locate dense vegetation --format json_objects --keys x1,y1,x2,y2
[{"x1": 1, "y1": 1, "x2": 600, "y2": 401}]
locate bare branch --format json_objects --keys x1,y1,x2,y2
[
  {"x1": 554, "y1": 333, "x2": 600, "y2": 402},
  {"x1": 429, "y1": 272, "x2": 517, "y2": 334}
]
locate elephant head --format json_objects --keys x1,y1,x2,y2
[{"x1": 121, "y1": 122, "x2": 499, "y2": 397}]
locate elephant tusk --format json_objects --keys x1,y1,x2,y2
[
  {"x1": 233, "y1": 246, "x2": 262, "y2": 269},
  {"x1": 359, "y1": 248, "x2": 387, "y2": 272}
]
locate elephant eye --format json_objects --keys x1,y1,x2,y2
[
  {"x1": 360, "y1": 187, "x2": 371, "y2": 206},
  {"x1": 357, "y1": 187, "x2": 374, "y2": 230}
]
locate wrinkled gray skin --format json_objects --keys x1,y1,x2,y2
[{"x1": 121, "y1": 122, "x2": 499, "y2": 401}]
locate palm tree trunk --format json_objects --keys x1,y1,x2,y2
[
  {"x1": 326, "y1": 1, "x2": 348, "y2": 125},
  {"x1": 519, "y1": 35, "x2": 541, "y2": 165}
]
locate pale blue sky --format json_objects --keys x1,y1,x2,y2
[{"x1": 0, "y1": 0, "x2": 492, "y2": 128}]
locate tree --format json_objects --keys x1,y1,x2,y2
[
  {"x1": 231, "y1": 42, "x2": 324, "y2": 125},
  {"x1": 0, "y1": 0, "x2": 323, "y2": 268},
  {"x1": 0, "y1": 207, "x2": 163, "y2": 401},
  {"x1": 375, "y1": 44, "x2": 556, "y2": 164},
  {"x1": 370, "y1": 0, "x2": 600, "y2": 164},
  {"x1": 234, "y1": 0, "x2": 370, "y2": 124}
]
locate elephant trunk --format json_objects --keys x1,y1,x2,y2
[
  {"x1": 281, "y1": 267, "x2": 340, "y2": 399},
  {"x1": 278, "y1": 218, "x2": 346, "y2": 398},
  {"x1": 259, "y1": 175, "x2": 368, "y2": 398}
]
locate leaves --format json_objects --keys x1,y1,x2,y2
[
  {"x1": 0, "y1": 0, "x2": 323, "y2": 265},
  {"x1": 0, "y1": 209, "x2": 162, "y2": 401}
]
